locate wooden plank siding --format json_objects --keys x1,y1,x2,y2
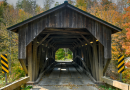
[{"x1": 18, "y1": 7, "x2": 112, "y2": 60}]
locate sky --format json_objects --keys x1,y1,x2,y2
[{"x1": 0, "y1": 0, "x2": 66, "y2": 8}]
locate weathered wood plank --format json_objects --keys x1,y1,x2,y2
[
  {"x1": 56, "y1": 10, "x2": 60, "y2": 27},
  {"x1": 80, "y1": 34, "x2": 92, "y2": 47},
  {"x1": 98, "y1": 42, "x2": 104, "y2": 81},
  {"x1": 93, "y1": 38, "x2": 99, "y2": 81},
  {"x1": 0, "y1": 76, "x2": 29, "y2": 90},
  {"x1": 37, "y1": 34, "x2": 50, "y2": 47},
  {"x1": 27, "y1": 42, "x2": 33, "y2": 81},
  {"x1": 69, "y1": 65, "x2": 82, "y2": 78},
  {"x1": 32, "y1": 38, "x2": 38, "y2": 81},
  {"x1": 26, "y1": 23, "x2": 32, "y2": 45},
  {"x1": 102, "y1": 76, "x2": 129, "y2": 90},
  {"x1": 18, "y1": 25, "x2": 27, "y2": 59},
  {"x1": 19, "y1": 59, "x2": 28, "y2": 74}
]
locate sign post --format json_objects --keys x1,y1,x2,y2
[
  {"x1": 118, "y1": 55, "x2": 124, "y2": 82},
  {"x1": 1, "y1": 54, "x2": 9, "y2": 84}
]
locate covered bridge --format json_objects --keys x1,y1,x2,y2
[{"x1": 7, "y1": 1, "x2": 122, "y2": 83}]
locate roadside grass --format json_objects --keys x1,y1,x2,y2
[{"x1": 98, "y1": 84, "x2": 121, "y2": 90}]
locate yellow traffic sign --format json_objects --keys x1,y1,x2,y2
[
  {"x1": 118, "y1": 55, "x2": 124, "y2": 73},
  {"x1": 1, "y1": 54, "x2": 9, "y2": 73}
]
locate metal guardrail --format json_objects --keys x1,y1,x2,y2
[
  {"x1": 102, "y1": 76, "x2": 130, "y2": 90},
  {"x1": 0, "y1": 76, "x2": 30, "y2": 90}
]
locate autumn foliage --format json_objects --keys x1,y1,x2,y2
[
  {"x1": 0, "y1": 0, "x2": 130, "y2": 85},
  {"x1": 122, "y1": 0, "x2": 130, "y2": 55}
]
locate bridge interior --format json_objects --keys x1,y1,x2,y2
[
  {"x1": 25, "y1": 27, "x2": 105, "y2": 84},
  {"x1": 32, "y1": 62, "x2": 98, "y2": 90}
]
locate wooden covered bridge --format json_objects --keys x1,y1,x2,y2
[{"x1": 6, "y1": 1, "x2": 122, "y2": 88}]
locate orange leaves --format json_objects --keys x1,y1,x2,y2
[
  {"x1": 126, "y1": 30, "x2": 130, "y2": 39},
  {"x1": 75, "y1": 0, "x2": 87, "y2": 11},
  {"x1": 128, "y1": 0, "x2": 130, "y2": 3},
  {"x1": 0, "y1": 1, "x2": 3, "y2": 5},
  {"x1": 121, "y1": 2, "x2": 130, "y2": 55}
]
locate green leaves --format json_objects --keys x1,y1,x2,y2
[{"x1": 55, "y1": 48, "x2": 73, "y2": 60}]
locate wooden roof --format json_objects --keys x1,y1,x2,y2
[{"x1": 7, "y1": 1, "x2": 122, "y2": 32}]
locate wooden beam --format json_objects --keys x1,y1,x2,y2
[
  {"x1": 27, "y1": 42, "x2": 33, "y2": 81},
  {"x1": 77, "y1": 38, "x2": 83, "y2": 44},
  {"x1": 33, "y1": 38, "x2": 38, "y2": 81},
  {"x1": 49, "y1": 40, "x2": 54, "y2": 45},
  {"x1": 49, "y1": 36, "x2": 81, "y2": 38},
  {"x1": 69, "y1": 48, "x2": 74, "y2": 52},
  {"x1": 80, "y1": 34, "x2": 92, "y2": 47},
  {"x1": 99, "y1": 42, "x2": 104, "y2": 81},
  {"x1": 45, "y1": 38, "x2": 53, "y2": 45},
  {"x1": 93, "y1": 38, "x2": 99, "y2": 81},
  {"x1": 77, "y1": 38, "x2": 86, "y2": 47},
  {"x1": 19, "y1": 59, "x2": 28, "y2": 74},
  {"x1": 37, "y1": 34, "x2": 50, "y2": 47},
  {"x1": 57, "y1": 45, "x2": 72, "y2": 47},
  {"x1": 74, "y1": 55, "x2": 90, "y2": 72},
  {"x1": 52, "y1": 38, "x2": 77, "y2": 41},
  {"x1": 43, "y1": 29, "x2": 90, "y2": 35},
  {"x1": 43, "y1": 30, "x2": 89, "y2": 34},
  {"x1": 0, "y1": 76, "x2": 29, "y2": 90},
  {"x1": 52, "y1": 40, "x2": 77, "y2": 42},
  {"x1": 102, "y1": 76, "x2": 129, "y2": 90},
  {"x1": 45, "y1": 28, "x2": 85, "y2": 31},
  {"x1": 103, "y1": 59, "x2": 111, "y2": 75}
]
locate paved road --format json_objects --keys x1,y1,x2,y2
[{"x1": 32, "y1": 62, "x2": 98, "y2": 90}]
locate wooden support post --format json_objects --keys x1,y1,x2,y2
[
  {"x1": 19, "y1": 59, "x2": 28, "y2": 75},
  {"x1": 39, "y1": 46, "x2": 46, "y2": 73},
  {"x1": 103, "y1": 58, "x2": 111, "y2": 75},
  {"x1": 37, "y1": 45, "x2": 42, "y2": 78},
  {"x1": 93, "y1": 38, "x2": 99, "y2": 81},
  {"x1": 88, "y1": 45, "x2": 93, "y2": 74},
  {"x1": 27, "y1": 42, "x2": 33, "y2": 81},
  {"x1": 46, "y1": 38, "x2": 53, "y2": 46},
  {"x1": 37, "y1": 34, "x2": 50, "y2": 47},
  {"x1": 98, "y1": 42, "x2": 104, "y2": 81},
  {"x1": 80, "y1": 34, "x2": 92, "y2": 47},
  {"x1": 85, "y1": 46, "x2": 89, "y2": 68},
  {"x1": 33, "y1": 38, "x2": 38, "y2": 81}
]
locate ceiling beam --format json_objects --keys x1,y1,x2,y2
[
  {"x1": 45, "y1": 38, "x2": 53, "y2": 45},
  {"x1": 48, "y1": 36, "x2": 82, "y2": 38},
  {"x1": 37, "y1": 34, "x2": 50, "y2": 47},
  {"x1": 42, "y1": 30, "x2": 89, "y2": 35},
  {"x1": 80, "y1": 34, "x2": 92, "y2": 47}
]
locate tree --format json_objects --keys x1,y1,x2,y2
[
  {"x1": 43, "y1": 0, "x2": 54, "y2": 11},
  {"x1": 16, "y1": 0, "x2": 38, "y2": 16},
  {"x1": 55, "y1": 2, "x2": 59, "y2": 7},
  {"x1": 75, "y1": 0, "x2": 87, "y2": 11},
  {"x1": 0, "y1": 0, "x2": 7, "y2": 21},
  {"x1": 55, "y1": 48, "x2": 65, "y2": 60},
  {"x1": 55, "y1": 48, "x2": 73, "y2": 60},
  {"x1": 122, "y1": 0, "x2": 130, "y2": 55},
  {"x1": 68, "y1": 0, "x2": 75, "y2": 5}
]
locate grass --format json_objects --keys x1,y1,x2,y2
[
  {"x1": 21, "y1": 85, "x2": 33, "y2": 90},
  {"x1": 98, "y1": 84, "x2": 121, "y2": 90}
]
